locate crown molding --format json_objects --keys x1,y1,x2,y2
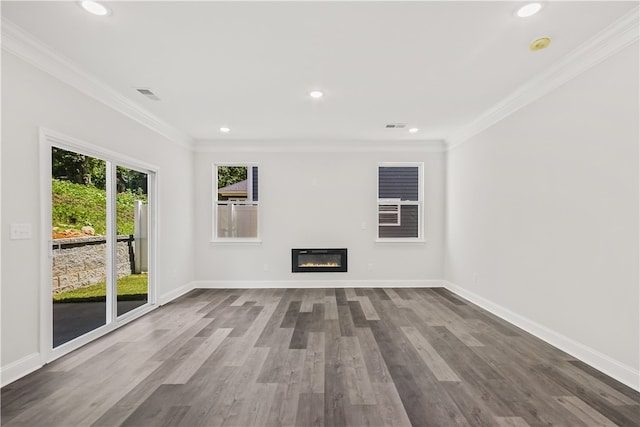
[
  {"x1": 1, "y1": 18, "x2": 195, "y2": 150},
  {"x1": 193, "y1": 138, "x2": 447, "y2": 153},
  {"x1": 446, "y1": 6, "x2": 640, "y2": 151}
]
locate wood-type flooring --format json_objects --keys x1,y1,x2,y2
[{"x1": 2, "y1": 288, "x2": 639, "y2": 426}]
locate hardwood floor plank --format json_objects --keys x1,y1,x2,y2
[
  {"x1": 265, "y1": 349, "x2": 306, "y2": 427},
  {"x1": 163, "y1": 327, "x2": 232, "y2": 384},
  {"x1": 91, "y1": 360, "x2": 187, "y2": 426},
  {"x1": 358, "y1": 296, "x2": 381, "y2": 320},
  {"x1": 202, "y1": 294, "x2": 240, "y2": 318},
  {"x1": 301, "y1": 332, "x2": 325, "y2": 394},
  {"x1": 160, "y1": 405, "x2": 190, "y2": 427},
  {"x1": 0, "y1": 371, "x2": 66, "y2": 424},
  {"x1": 300, "y1": 289, "x2": 325, "y2": 313},
  {"x1": 344, "y1": 287, "x2": 358, "y2": 301},
  {"x1": 323, "y1": 319, "x2": 347, "y2": 427},
  {"x1": 7, "y1": 359, "x2": 162, "y2": 427},
  {"x1": 568, "y1": 360, "x2": 640, "y2": 403},
  {"x1": 295, "y1": 392, "x2": 324, "y2": 427},
  {"x1": 2, "y1": 287, "x2": 637, "y2": 427},
  {"x1": 119, "y1": 384, "x2": 187, "y2": 427},
  {"x1": 344, "y1": 403, "x2": 384, "y2": 427},
  {"x1": 280, "y1": 300, "x2": 302, "y2": 328},
  {"x1": 560, "y1": 361, "x2": 639, "y2": 406},
  {"x1": 323, "y1": 295, "x2": 339, "y2": 320},
  {"x1": 290, "y1": 307, "x2": 322, "y2": 350},
  {"x1": 401, "y1": 326, "x2": 461, "y2": 382},
  {"x1": 222, "y1": 302, "x2": 278, "y2": 366},
  {"x1": 371, "y1": 382, "x2": 412, "y2": 427},
  {"x1": 256, "y1": 328, "x2": 297, "y2": 384},
  {"x1": 231, "y1": 382, "x2": 279, "y2": 427},
  {"x1": 203, "y1": 347, "x2": 271, "y2": 426},
  {"x1": 254, "y1": 289, "x2": 298, "y2": 347},
  {"x1": 368, "y1": 318, "x2": 468, "y2": 426},
  {"x1": 354, "y1": 327, "x2": 392, "y2": 384},
  {"x1": 441, "y1": 381, "x2": 506, "y2": 426},
  {"x1": 348, "y1": 300, "x2": 369, "y2": 328},
  {"x1": 553, "y1": 395, "x2": 619, "y2": 426},
  {"x1": 408, "y1": 288, "x2": 484, "y2": 347},
  {"x1": 493, "y1": 416, "x2": 532, "y2": 427},
  {"x1": 196, "y1": 290, "x2": 236, "y2": 314},
  {"x1": 535, "y1": 364, "x2": 640, "y2": 426},
  {"x1": 381, "y1": 288, "x2": 409, "y2": 308},
  {"x1": 339, "y1": 336, "x2": 377, "y2": 405},
  {"x1": 337, "y1": 304, "x2": 356, "y2": 337},
  {"x1": 152, "y1": 318, "x2": 215, "y2": 361}
]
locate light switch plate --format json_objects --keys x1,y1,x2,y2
[{"x1": 10, "y1": 223, "x2": 32, "y2": 240}]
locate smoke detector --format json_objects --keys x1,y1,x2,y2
[{"x1": 530, "y1": 37, "x2": 551, "y2": 51}]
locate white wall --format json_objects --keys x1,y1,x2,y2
[
  {"x1": 193, "y1": 147, "x2": 445, "y2": 285},
  {"x1": 445, "y1": 42, "x2": 639, "y2": 387},
  {"x1": 1, "y1": 53, "x2": 195, "y2": 372}
]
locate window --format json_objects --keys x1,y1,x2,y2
[
  {"x1": 377, "y1": 163, "x2": 423, "y2": 241},
  {"x1": 213, "y1": 164, "x2": 259, "y2": 240}
]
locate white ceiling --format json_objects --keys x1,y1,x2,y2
[{"x1": 2, "y1": 1, "x2": 636, "y2": 143}]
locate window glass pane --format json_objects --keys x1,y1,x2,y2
[
  {"x1": 252, "y1": 166, "x2": 259, "y2": 202},
  {"x1": 378, "y1": 204, "x2": 400, "y2": 225},
  {"x1": 378, "y1": 205, "x2": 419, "y2": 238},
  {"x1": 218, "y1": 166, "x2": 248, "y2": 201},
  {"x1": 51, "y1": 147, "x2": 106, "y2": 347},
  {"x1": 217, "y1": 203, "x2": 258, "y2": 238},
  {"x1": 215, "y1": 165, "x2": 258, "y2": 238},
  {"x1": 378, "y1": 167, "x2": 419, "y2": 201},
  {"x1": 115, "y1": 166, "x2": 148, "y2": 317}
]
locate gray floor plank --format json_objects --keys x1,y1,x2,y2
[{"x1": 2, "y1": 287, "x2": 637, "y2": 427}]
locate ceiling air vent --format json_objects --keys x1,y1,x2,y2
[
  {"x1": 385, "y1": 123, "x2": 407, "y2": 129},
  {"x1": 135, "y1": 88, "x2": 160, "y2": 101}
]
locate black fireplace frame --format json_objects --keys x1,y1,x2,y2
[{"x1": 291, "y1": 248, "x2": 348, "y2": 273}]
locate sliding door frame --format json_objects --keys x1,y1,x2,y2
[{"x1": 39, "y1": 128, "x2": 158, "y2": 364}]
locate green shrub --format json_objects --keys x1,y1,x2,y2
[{"x1": 52, "y1": 179, "x2": 147, "y2": 235}]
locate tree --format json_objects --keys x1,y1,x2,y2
[
  {"x1": 217, "y1": 166, "x2": 247, "y2": 189},
  {"x1": 52, "y1": 147, "x2": 106, "y2": 189},
  {"x1": 52, "y1": 147, "x2": 147, "y2": 195},
  {"x1": 117, "y1": 167, "x2": 147, "y2": 195}
]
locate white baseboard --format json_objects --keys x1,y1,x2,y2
[
  {"x1": 159, "y1": 281, "x2": 196, "y2": 305},
  {"x1": 192, "y1": 279, "x2": 443, "y2": 289},
  {"x1": 1, "y1": 352, "x2": 42, "y2": 388},
  {"x1": 443, "y1": 280, "x2": 640, "y2": 392}
]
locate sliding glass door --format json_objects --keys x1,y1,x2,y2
[
  {"x1": 116, "y1": 166, "x2": 149, "y2": 317},
  {"x1": 50, "y1": 144, "x2": 154, "y2": 348},
  {"x1": 51, "y1": 147, "x2": 108, "y2": 347}
]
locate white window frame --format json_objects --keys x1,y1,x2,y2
[
  {"x1": 212, "y1": 163, "x2": 261, "y2": 244},
  {"x1": 376, "y1": 162, "x2": 425, "y2": 243}
]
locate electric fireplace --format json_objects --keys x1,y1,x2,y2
[{"x1": 291, "y1": 248, "x2": 347, "y2": 273}]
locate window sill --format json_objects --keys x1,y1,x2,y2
[
  {"x1": 375, "y1": 238, "x2": 426, "y2": 245},
  {"x1": 210, "y1": 238, "x2": 262, "y2": 245}
]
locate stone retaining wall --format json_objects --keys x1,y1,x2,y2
[{"x1": 52, "y1": 235, "x2": 134, "y2": 294}]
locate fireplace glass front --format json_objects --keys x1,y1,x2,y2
[{"x1": 292, "y1": 249, "x2": 347, "y2": 273}]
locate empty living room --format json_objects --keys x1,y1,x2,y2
[{"x1": 1, "y1": 1, "x2": 638, "y2": 426}]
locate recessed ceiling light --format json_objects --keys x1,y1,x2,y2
[
  {"x1": 219, "y1": 127, "x2": 231, "y2": 133},
  {"x1": 516, "y1": 3, "x2": 542, "y2": 18},
  {"x1": 309, "y1": 90, "x2": 324, "y2": 99},
  {"x1": 80, "y1": 1, "x2": 110, "y2": 16},
  {"x1": 409, "y1": 128, "x2": 419, "y2": 134}
]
